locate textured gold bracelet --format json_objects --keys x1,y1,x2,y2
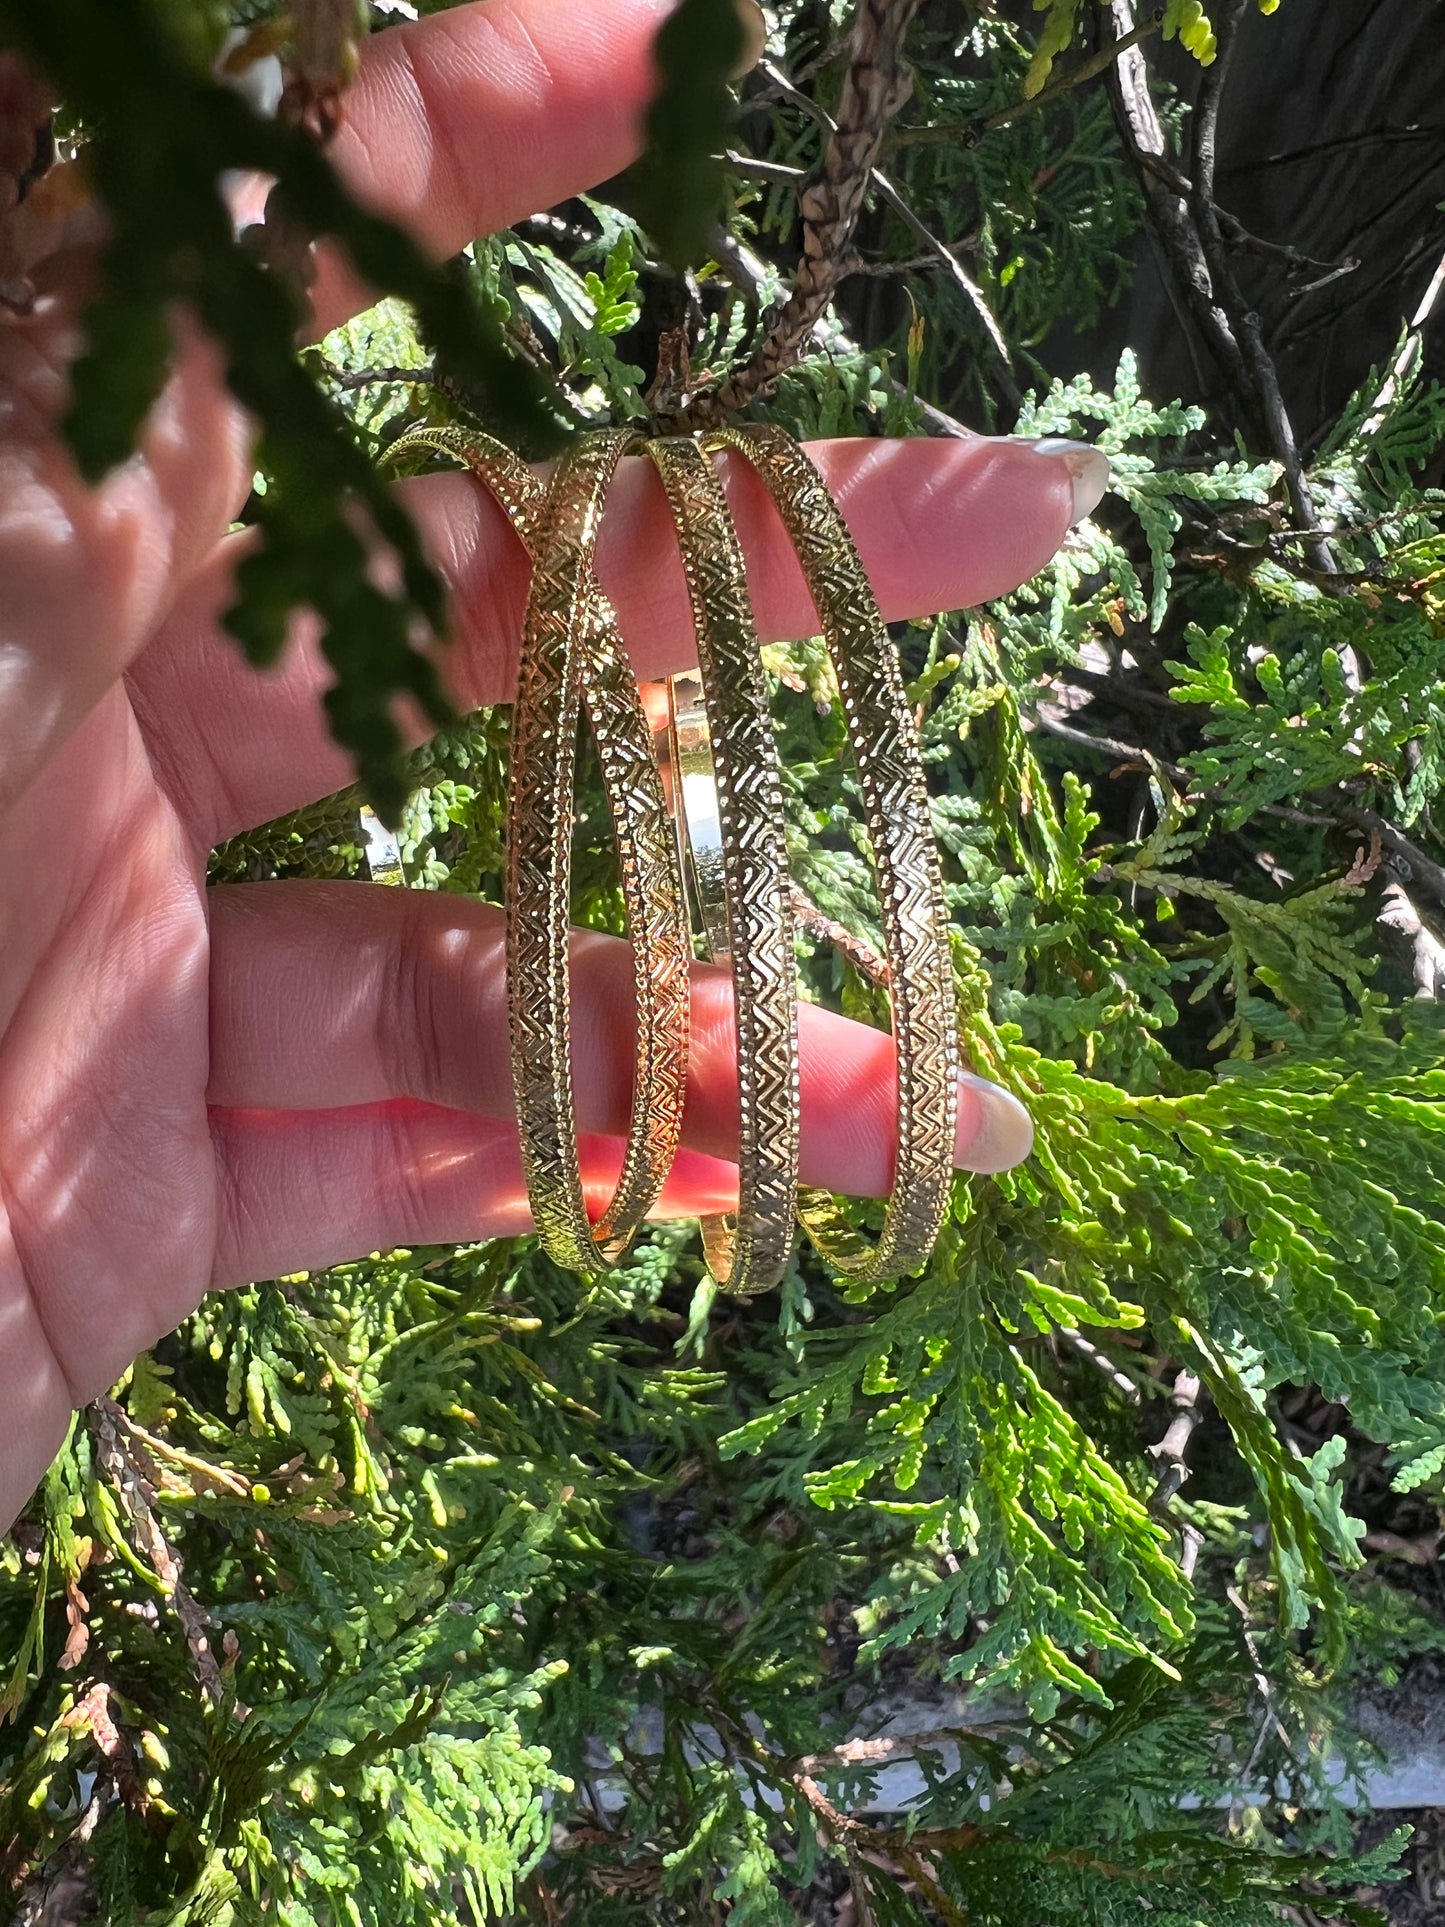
[
  {"x1": 391, "y1": 421, "x2": 956, "y2": 1292},
  {"x1": 642, "y1": 435, "x2": 800, "y2": 1295},
  {"x1": 388, "y1": 425, "x2": 691, "y2": 1274},
  {"x1": 696, "y1": 425, "x2": 959, "y2": 1285}
]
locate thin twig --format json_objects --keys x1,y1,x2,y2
[
  {"x1": 1148, "y1": 1370, "x2": 1203, "y2": 1507},
  {"x1": 1178, "y1": 1524, "x2": 1204, "y2": 1581},
  {"x1": 739, "y1": 64, "x2": 1016, "y2": 386},
  {"x1": 866, "y1": 167, "x2": 1016, "y2": 386},
  {"x1": 790, "y1": 884, "x2": 892, "y2": 987},
  {"x1": 707, "y1": 214, "x2": 977, "y2": 440},
  {"x1": 1031, "y1": 708, "x2": 1445, "y2": 913},
  {"x1": 88, "y1": 1398, "x2": 224, "y2": 1704},
  {"x1": 1226, "y1": 1581, "x2": 1294, "y2": 1764},
  {"x1": 1057, "y1": 1326, "x2": 1141, "y2": 1402},
  {"x1": 888, "y1": 10, "x2": 1166, "y2": 146},
  {"x1": 1360, "y1": 239, "x2": 1445, "y2": 437}
]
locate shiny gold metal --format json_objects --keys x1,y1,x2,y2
[
  {"x1": 696, "y1": 425, "x2": 959, "y2": 1285},
  {"x1": 642, "y1": 436, "x2": 800, "y2": 1294},
  {"x1": 388, "y1": 425, "x2": 691, "y2": 1275},
  {"x1": 391, "y1": 421, "x2": 956, "y2": 1293}
]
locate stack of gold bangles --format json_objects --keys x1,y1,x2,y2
[{"x1": 390, "y1": 423, "x2": 959, "y2": 1293}]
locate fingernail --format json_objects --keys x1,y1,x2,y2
[
  {"x1": 731, "y1": 0, "x2": 767, "y2": 74},
  {"x1": 1029, "y1": 437, "x2": 1111, "y2": 525},
  {"x1": 956, "y1": 1072, "x2": 1035, "y2": 1174}
]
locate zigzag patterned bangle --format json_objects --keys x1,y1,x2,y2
[
  {"x1": 643, "y1": 434, "x2": 800, "y2": 1295},
  {"x1": 389, "y1": 425, "x2": 692, "y2": 1276},
  {"x1": 391, "y1": 422, "x2": 956, "y2": 1293},
  {"x1": 698, "y1": 425, "x2": 960, "y2": 1286}
]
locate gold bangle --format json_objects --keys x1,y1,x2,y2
[
  {"x1": 657, "y1": 668, "x2": 731, "y2": 962},
  {"x1": 642, "y1": 435, "x2": 800, "y2": 1295},
  {"x1": 388, "y1": 425, "x2": 691, "y2": 1274},
  {"x1": 699, "y1": 426, "x2": 959, "y2": 1286}
]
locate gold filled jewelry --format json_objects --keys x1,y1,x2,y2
[
  {"x1": 642, "y1": 435, "x2": 800, "y2": 1295},
  {"x1": 388, "y1": 425, "x2": 691, "y2": 1275},
  {"x1": 693, "y1": 425, "x2": 959, "y2": 1286},
  {"x1": 390, "y1": 421, "x2": 957, "y2": 1294}
]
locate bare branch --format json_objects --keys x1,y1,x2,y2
[
  {"x1": 1378, "y1": 881, "x2": 1445, "y2": 999},
  {"x1": 790, "y1": 884, "x2": 891, "y2": 988},
  {"x1": 1148, "y1": 1369, "x2": 1203, "y2": 1507},
  {"x1": 1107, "y1": 0, "x2": 1253, "y2": 408},
  {"x1": 1057, "y1": 1325, "x2": 1141, "y2": 1403},
  {"x1": 88, "y1": 1398, "x2": 224, "y2": 1704}
]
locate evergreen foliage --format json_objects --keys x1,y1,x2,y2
[{"x1": 3, "y1": 1, "x2": 1444, "y2": 1922}]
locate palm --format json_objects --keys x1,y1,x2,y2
[
  {"x1": 0, "y1": 0, "x2": 1087, "y2": 1530},
  {"x1": 0, "y1": 667, "x2": 214, "y2": 1403}
]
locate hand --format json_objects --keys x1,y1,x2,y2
[{"x1": 0, "y1": 0, "x2": 1103, "y2": 1533}]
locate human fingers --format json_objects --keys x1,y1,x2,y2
[
  {"x1": 304, "y1": 0, "x2": 691, "y2": 336},
  {"x1": 209, "y1": 1102, "x2": 742, "y2": 1288},
  {"x1": 132, "y1": 433, "x2": 1107, "y2": 846},
  {"x1": 0, "y1": 0, "x2": 702, "y2": 813},
  {"x1": 206, "y1": 882, "x2": 1032, "y2": 1202},
  {"x1": 0, "y1": 1234, "x2": 75, "y2": 1543},
  {"x1": 0, "y1": 264, "x2": 254, "y2": 815}
]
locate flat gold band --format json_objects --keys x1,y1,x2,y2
[
  {"x1": 389, "y1": 425, "x2": 691, "y2": 1276},
  {"x1": 642, "y1": 435, "x2": 800, "y2": 1295},
  {"x1": 391, "y1": 421, "x2": 957, "y2": 1295},
  {"x1": 685, "y1": 426, "x2": 958, "y2": 1285}
]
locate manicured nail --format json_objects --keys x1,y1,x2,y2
[
  {"x1": 1030, "y1": 437, "x2": 1111, "y2": 526},
  {"x1": 731, "y1": 0, "x2": 767, "y2": 74},
  {"x1": 956, "y1": 1072, "x2": 1035, "y2": 1174}
]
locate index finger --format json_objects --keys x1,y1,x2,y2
[{"x1": 306, "y1": 0, "x2": 680, "y2": 336}]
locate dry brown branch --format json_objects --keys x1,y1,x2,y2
[
  {"x1": 790, "y1": 885, "x2": 891, "y2": 988},
  {"x1": 88, "y1": 1398, "x2": 224, "y2": 1704},
  {"x1": 796, "y1": 1769, "x2": 865, "y2": 1836},
  {"x1": 693, "y1": 0, "x2": 925, "y2": 422},
  {"x1": 706, "y1": 216, "x2": 977, "y2": 439}
]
